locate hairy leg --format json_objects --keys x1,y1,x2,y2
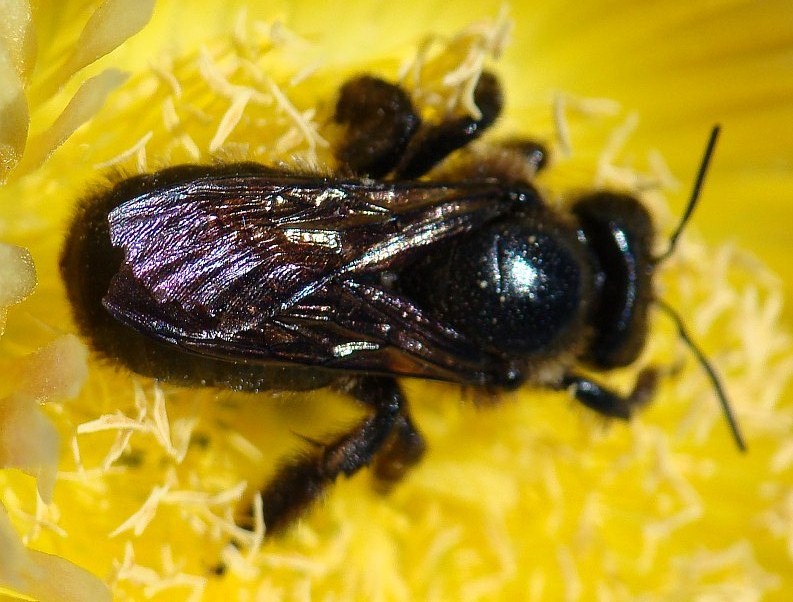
[
  {"x1": 259, "y1": 375, "x2": 424, "y2": 534},
  {"x1": 334, "y1": 72, "x2": 504, "y2": 179}
]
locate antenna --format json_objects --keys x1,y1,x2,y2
[
  {"x1": 650, "y1": 126, "x2": 746, "y2": 451},
  {"x1": 653, "y1": 125, "x2": 720, "y2": 264},
  {"x1": 655, "y1": 300, "x2": 746, "y2": 452}
]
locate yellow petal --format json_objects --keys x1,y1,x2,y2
[
  {"x1": 0, "y1": 52, "x2": 29, "y2": 182},
  {"x1": 0, "y1": 0, "x2": 36, "y2": 80},
  {"x1": 0, "y1": 243, "x2": 35, "y2": 310},
  {"x1": 44, "y1": 0, "x2": 154, "y2": 94},
  {"x1": 14, "y1": 68, "x2": 128, "y2": 176},
  {"x1": 0, "y1": 506, "x2": 111, "y2": 602}
]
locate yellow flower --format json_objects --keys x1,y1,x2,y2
[{"x1": 1, "y1": 0, "x2": 791, "y2": 600}]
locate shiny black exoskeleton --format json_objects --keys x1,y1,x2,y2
[
  {"x1": 61, "y1": 72, "x2": 738, "y2": 534},
  {"x1": 402, "y1": 191, "x2": 654, "y2": 373}
]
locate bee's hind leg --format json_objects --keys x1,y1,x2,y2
[{"x1": 258, "y1": 375, "x2": 424, "y2": 534}]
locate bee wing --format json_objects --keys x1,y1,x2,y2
[
  {"x1": 104, "y1": 164, "x2": 536, "y2": 382},
  {"x1": 143, "y1": 277, "x2": 504, "y2": 384}
]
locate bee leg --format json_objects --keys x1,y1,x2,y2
[
  {"x1": 371, "y1": 412, "x2": 426, "y2": 488},
  {"x1": 334, "y1": 76, "x2": 421, "y2": 178},
  {"x1": 392, "y1": 71, "x2": 503, "y2": 179},
  {"x1": 343, "y1": 376, "x2": 426, "y2": 488},
  {"x1": 560, "y1": 367, "x2": 659, "y2": 419},
  {"x1": 333, "y1": 71, "x2": 503, "y2": 180},
  {"x1": 259, "y1": 376, "x2": 412, "y2": 534}
]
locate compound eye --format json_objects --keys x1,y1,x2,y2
[{"x1": 572, "y1": 192, "x2": 655, "y2": 368}]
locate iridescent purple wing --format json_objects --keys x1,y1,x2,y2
[{"x1": 103, "y1": 164, "x2": 532, "y2": 382}]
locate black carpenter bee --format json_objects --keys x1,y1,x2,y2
[{"x1": 60, "y1": 71, "x2": 744, "y2": 534}]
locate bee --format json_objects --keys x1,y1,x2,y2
[{"x1": 60, "y1": 71, "x2": 744, "y2": 533}]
